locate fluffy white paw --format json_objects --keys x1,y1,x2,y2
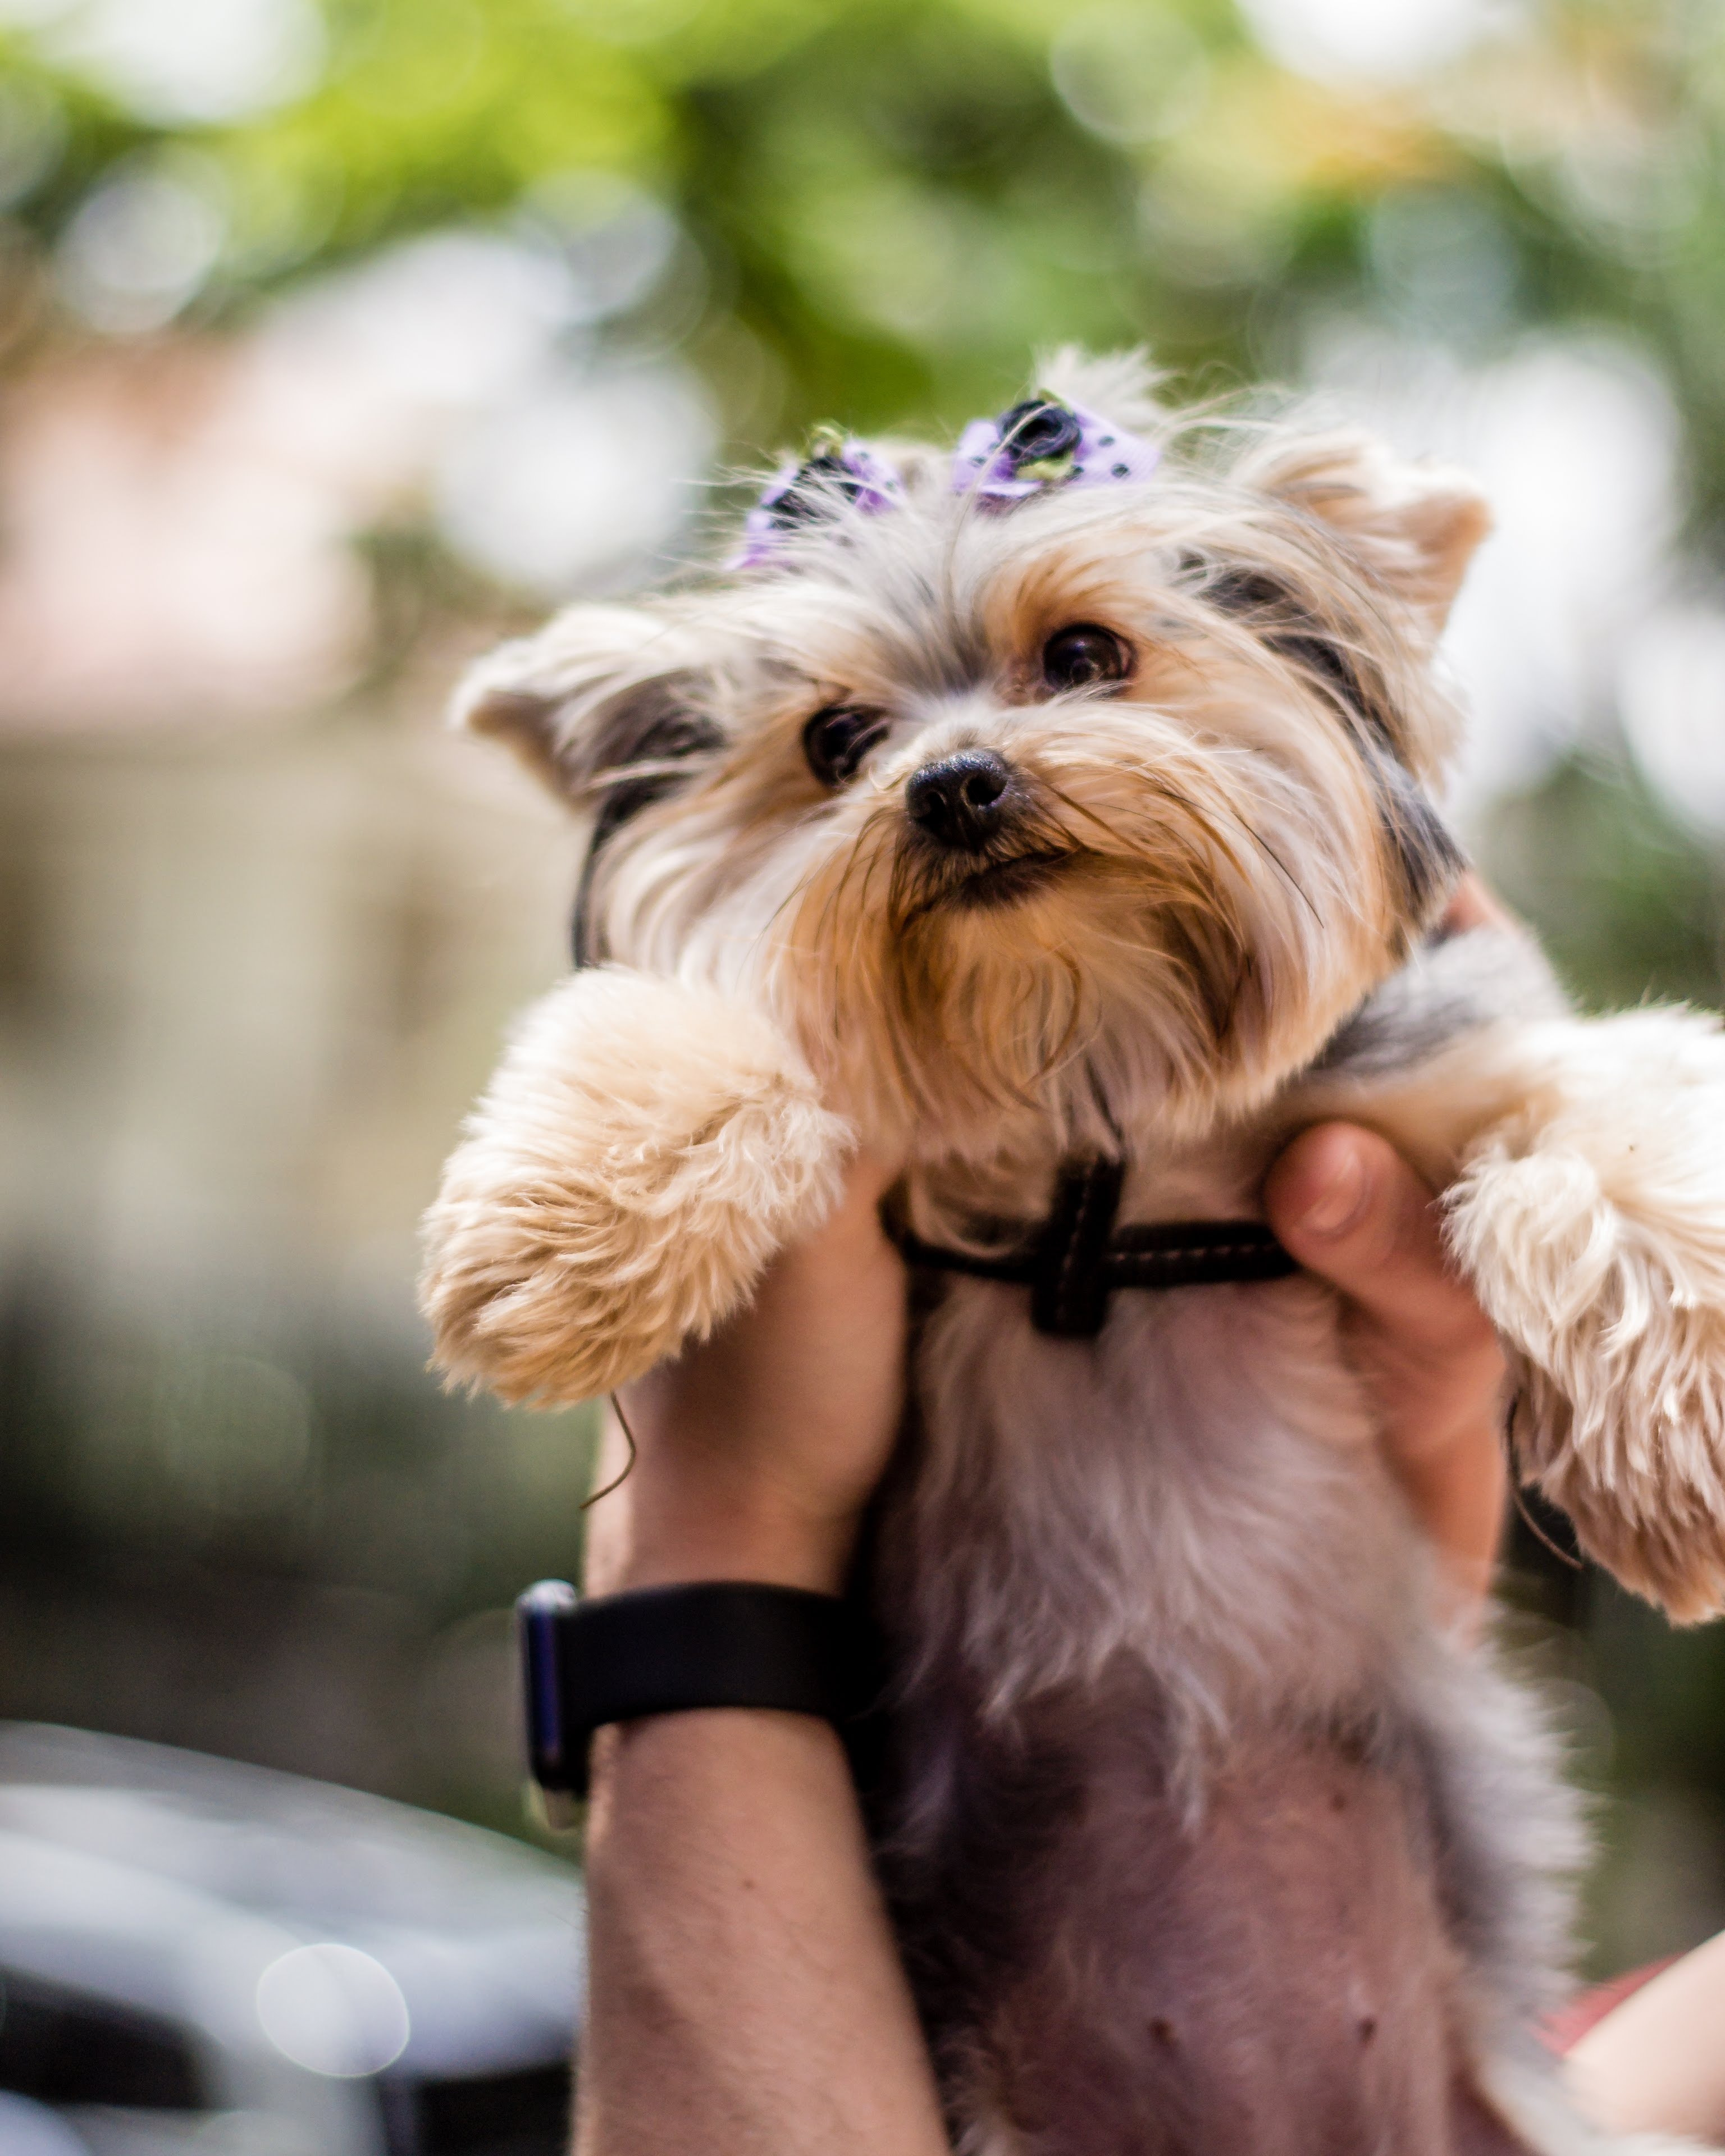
[
  {"x1": 1445, "y1": 1008, "x2": 1725, "y2": 1620},
  {"x1": 420, "y1": 967, "x2": 852, "y2": 1404}
]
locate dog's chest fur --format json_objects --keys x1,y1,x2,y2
[{"x1": 865, "y1": 1008, "x2": 1569, "y2": 2154}]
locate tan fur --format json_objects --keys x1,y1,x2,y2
[
  {"x1": 422, "y1": 355, "x2": 1725, "y2": 2154},
  {"x1": 1293, "y1": 1008, "x2": 1725, "y2": 1619},
  {"x1": 1233, "y1": 427, "x2": 1494, "y2": 638},
  {"x1": 444, "y1": 377, "x2": 1479, "y2": 1171},
  {"x1": 1450, "y1": 1012, "x2": 1725, "y2": 1623},
  {"x1": 421, "y1": 967, "x2": 849, "y2": 1403}
]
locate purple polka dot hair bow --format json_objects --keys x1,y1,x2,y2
[
  {"x1": 736, "y1": 397, "x2": 1160, "y2": 568},
  {"x1": 951, "y1": 398, "x2": 1161, "y2": 501},
  {"x1": 735, "y1": 437, "x2": 903, "y2": 568}
]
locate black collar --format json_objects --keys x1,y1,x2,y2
[{"x1": 883, "y1": 1156, "x2": 1295, "y2": 1339}]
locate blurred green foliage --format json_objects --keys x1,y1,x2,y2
[
  {"x1": 5, "y1": 0, "x2": 1725, "y2": 485},
  {"x1": 1489, "y1": 754, "x2": 1725, "y2": 1013}
]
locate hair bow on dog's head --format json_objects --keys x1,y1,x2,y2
[
  {"x1": 737, "y1": 396, "x2": 1160, "y2": 568},
  {"x1": 735, "y1": 434, "x2": 904, "y2": 568},
  {"x1": 950, "y1": 396, "x2": 1161, "y2": 500}
]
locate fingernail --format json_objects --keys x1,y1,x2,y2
[{"x1": 1299, "y1": 1147, "x2": 1368, "y2": 1238}]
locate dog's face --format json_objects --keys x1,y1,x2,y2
[{"x1": 460, "y1": 372, "x2": 1488, "y2": 1158}]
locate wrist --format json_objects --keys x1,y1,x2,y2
[
  {"x1": 585, "y1": 1488, "x2": 860, "y2": 1598},
  {"x1": 521, "y1": 1575, "x2": 881, "y2": 1810}
]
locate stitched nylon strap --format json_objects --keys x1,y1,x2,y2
[
  {"x1": 518, "y1": 1580, "x2": 880, "y2": 1800},
  {"x1": 885, "y1": 1157, "x2": 1297, "y2": 1339}
]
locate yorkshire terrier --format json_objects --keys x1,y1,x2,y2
[{"x1": 422, "y1": 353, "x2": 1725, "y2": 2154}]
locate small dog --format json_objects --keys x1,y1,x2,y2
[{"x1": 422, "y1": 353, "x2": 1725, "y2": 2154}]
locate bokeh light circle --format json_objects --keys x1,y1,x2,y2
[{"x1": 255, "y1": 1944, "x2": 410, "y2": 2078}]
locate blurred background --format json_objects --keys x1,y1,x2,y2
[{"x1": 2, "y1": 0, "x2": 1725, "y2": 2011}]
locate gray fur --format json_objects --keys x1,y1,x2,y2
[
  {"x1": 1315, "y1": 926, "x2": 1570, "y2": 1082},
  {"x1": 870, "y1": 933, "x2": 1607, "y2": 2156}
]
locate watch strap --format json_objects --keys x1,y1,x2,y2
[{"x1": 518, "y1": 1579, "x2": 882, "y2": 1806}]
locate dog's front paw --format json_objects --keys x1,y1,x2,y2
[
  {"x1": 1445, "y1": 1010, "x2": 1725, "y2": 1619},
  {"x1": 420, "y1": 967, "x2": 851, "y2": 1404}
]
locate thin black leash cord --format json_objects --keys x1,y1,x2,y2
[
  {"x1": 582, "y1": 1393, "x2": 641, "y2": 1511},
  {"x1": 882, "y1": 1154, "x2": 1296, "y2": 1339},
  {"x1": 1502, "y1": 1383, "x2": 1582, "y2": 1572}
]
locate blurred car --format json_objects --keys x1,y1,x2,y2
[
  {"x1": 0, "y1": 2094, "x2": 97, "y2": 2154},
  {"x1": 0, "y1": 1723, "x2": 582, "y2": 2156}
]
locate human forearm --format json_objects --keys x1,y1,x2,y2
[
  {"x1": 577, "y1": 1706, "x2": 948, "y2": 2156},
  {"x1": 572, "y1": 1166, "x2": 948, "y2": 2155},
  {"x1": 574, "y1": 1473, "x2": 952, "y2": 2156}
]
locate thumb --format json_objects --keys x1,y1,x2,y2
[{"x1": 1264, "y1": 1122, "x2": 1486, "y2": 1347}]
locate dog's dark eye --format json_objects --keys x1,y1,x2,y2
[
  {"x1": 1041, "y1": 624, "x2": 1130, "y2": 692},
  {"x1": 804, "y1": 704, "x2": 889, "y2": 787}
]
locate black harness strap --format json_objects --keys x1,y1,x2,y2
[{"x1": 885, "y1": 1156, "x2": 1297, "y2": 1340}]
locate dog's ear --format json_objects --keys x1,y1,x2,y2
[
  {"x1": 453, "y1": 605, "x2": 719, "y2": 804},
  {"x1": 1238, "y1": 430, "x2": 1492, "y2": 635}
]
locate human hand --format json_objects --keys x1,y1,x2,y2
[
  {"x1": 582, "y1": 1153, "x2": 909, "y2": 1600},
  {"x1": 1265, "y1": 1121, "x2": 1510, "y2": 1616}
]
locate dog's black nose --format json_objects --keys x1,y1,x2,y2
[{"x1": 906, "y1": 750, "x2": 1012, "y2": 852}]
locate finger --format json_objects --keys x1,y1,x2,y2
[
  {"x1": 1440, "y1": 872, "x2": 1513, "y2": 938},
  {"x1": 1265, "y1": 1123, "x2": 1493, "y2": 1352}
]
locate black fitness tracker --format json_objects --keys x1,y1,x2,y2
[{"x1": 517, "y1": 1579, "x2": 882, "y2": 1819}]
